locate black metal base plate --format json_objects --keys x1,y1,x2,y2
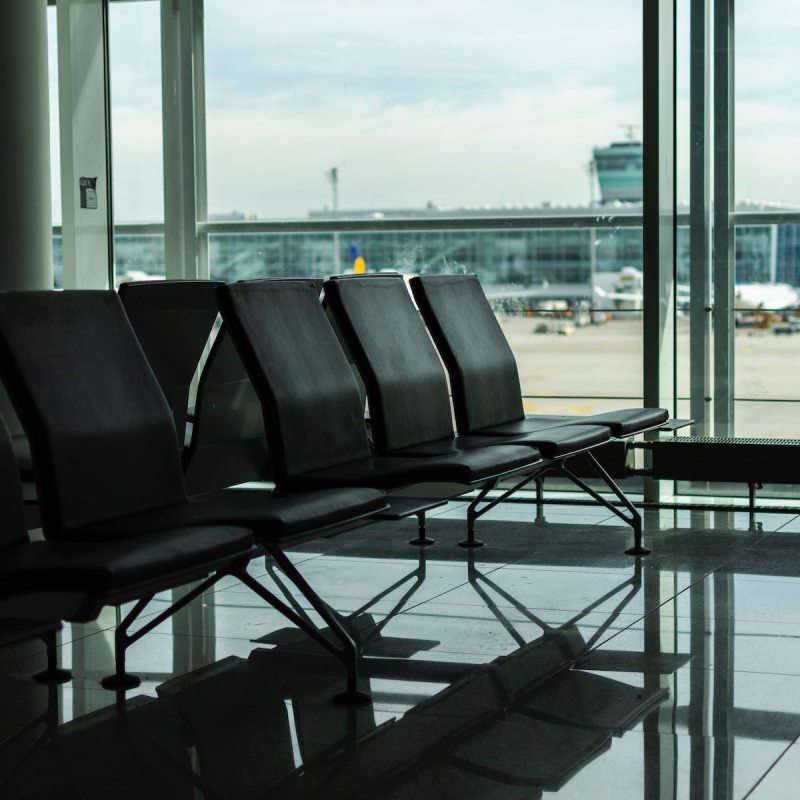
[
  {"x1": 33, "y1": 667, "x2": 72, "y2": 685},
  {"x1": 332, "y1": 688, "x2": 372, "y2": 705},
  {"x1": 101, "y1": 672, "x2": 142, "y2": 690}
]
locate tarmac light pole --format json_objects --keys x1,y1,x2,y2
[{"x1": 327, "y1": 167, "x2": 341, "y2": 273}]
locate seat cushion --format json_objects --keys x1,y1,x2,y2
[
  {"x1": 492, "y1": 424, "x2": 611, "y2": 458},
  {"x1": 390, "y1": 435, "x2": 541, "y2": 458},
  {"x1": 292, "y1": 446, "x2": 541, "y2": 490},
  {"x1": 579, "y1": 408, "x2": 669, "y2": 436},
  {"x1": 481, "y1": 409, "x2": 668, "y2": 439},
  {"x1": 190, "y1": 487, "x2": 388, "y2": 539},
  {"x1": 70, "y1": 488, "x2": 388, "y2": 543},
  {"x1": 0, "y1": 526, "x2": 254, "y2": 598},
  {"x1": 393, "y1": 427, "x2": 609, "y2": 460}
]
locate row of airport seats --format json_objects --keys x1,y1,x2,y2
[
  {"x1": 119, "y1": 274, "x2": 666, "y2": 553},
  {"x1": 0, "y1": 274, "x2": 665, "y2": 699}
]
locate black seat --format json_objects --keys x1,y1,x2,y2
[
  {"x1": 216, "y1": 279, "x2": 544, "y2": 547},
  {"x1": 0, "y1": 290, "x2": 387, "y2": 702},
  {"x1": 0, "y1": 410, "x2": 252, "y2": 686},
  {"x1": 327, "y1": 273, "x2": 650, "y2": 555},
  {"x1": 409, "y1": 273, "x2": 668, "y2": 438},
  {"x1": 118, "y1": 280, "x2": 223, "y2": 449},
  {"x1": 324, "y1": 273, "x2": 612, "y2": 461}
]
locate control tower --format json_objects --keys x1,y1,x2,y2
[{"x1": 592, "y1": 126, "x2": 643, "y2": 204}]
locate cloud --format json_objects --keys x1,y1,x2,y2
[
  {"x1": 206, "y1": 85, "x2": 639, "y2": 216},
  {"x1": 202, "y1": 0, "x2": 643, "y2": 217}
]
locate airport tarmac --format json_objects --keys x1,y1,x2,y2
[{"x1": 500, "y1": 314, "x2": 800, "y2": 439}]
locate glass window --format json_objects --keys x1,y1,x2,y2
[
  {"x1": 204, "y1": 1, "x2": 643, "y2": 413},
  {"x1": 736, "y1": 1, "x2": 800, "y2": 208},
  {"x1": 733, "y1": 2, "x2": 800, "y2": 438},
  {"x1": 204, "y1": 0, "x2": 641, "y2": 218},
  {"x1": 108, "y1": 0, "x2": 165, "y2": 282}
]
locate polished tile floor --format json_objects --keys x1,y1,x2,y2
[{"x1": 2, "y1": 499, "x2": 800, "y2": 798}]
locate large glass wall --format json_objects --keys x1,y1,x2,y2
[
  {"x1": 673, "y1": 0, "x2": 800, "y2": 506},
  {"x1": 203, "y1": 0, "x2": 644, "y2": 414},
  {"x1": 46, "y1": 0, "x2": 800, "y2": 502}
]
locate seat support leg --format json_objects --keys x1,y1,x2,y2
[
  {"x1": 459, "y1": 472, "x2": 539, "y2": 548},
  {"x1": 409, "y1": 510, "x2": 435, "y2": 546},
  {"x1": 748, "y1": 482, "x2": 764, "y2": 533},
  {"x1": 101, "y1": 596, "x2": 152, "y2": 690},
  {"x1": 100, "y1": 570, "x2": 227, "y2": 690},
  {"x1": 534, "y1": 476, "x2": 547, "y2": 524},
  {"x1": 33, "y1": 628, "x2": 72, "y2": 684},
  {"x1": 558, "y1": 453, "x2": 650, "y2": 556},
  {"x1": 247, "y1": 545, "x2": 371, "y2": 705},
  {"x1": 460, "y1": 481, "x2": 495, "y2": 548}
]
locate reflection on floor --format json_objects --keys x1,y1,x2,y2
[{"x1": 2, "y1": 500, "x2": 800, "y2": 798}]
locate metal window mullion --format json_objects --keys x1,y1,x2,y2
[
  {"x1": 101, "y1": 0, "x2": 115, "y2": 288},
  {"x1": 192, "y1": 0, "x2": 208, "y2": 279},
  {"x1": 712, "y1": 0, "x2": 735, "y2": 436},
  {"x1": 689, "y1": 0, "x2": 713, "y2": 435},
  {"x1": 642, "y1": 0, "x2": 677, "y2": 503},
  {"x1": 162, "y1": 0, "x2": 199, "y2": 280}
]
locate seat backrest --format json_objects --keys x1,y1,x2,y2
[
  {"x1": 183, "y1": 323, "x2": 271, "y2": 495},
  {"x1": 325, "y1": 274, "x2": 454, "y2": 453},
  {"x1": 410, "y1": 274, "x2": 525, "y2": 433},
  {"x1": 0, "y1": 291, "x2": 187, "y2": 537},
  {"x1": 320, "y1": 295, "x2": 368, "y2": 412},
  {"x1": 216, "y1": 280, "x2": 373, "y2": 484},
  {"x1": 0, "y1": 413, "x2": 29, "y2": 548},
  {"x1": 118, "y1": 280, "x2": 222, "y2": 447}
]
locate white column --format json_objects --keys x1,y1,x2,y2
[
  {"x1": 58, "y1": 0, "x2": 113, "y2": 290},
  {"x1": 0, "y1": 0, "x2": 53, "y2": 290},
  {"x1": 0, "y1": 0, "x2": 53, "y2": 432}
]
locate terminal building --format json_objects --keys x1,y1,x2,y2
[{"x1": 102, "y1": 136, "x2": 800, "y2": 293}]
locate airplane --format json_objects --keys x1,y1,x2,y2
[
  {"x1": 361, "y1": 263, "x2": 800, "y2": 328},
  {"x1": 735, "y1": 282, "x2": 800, "y2": 312},
  {"x1": 593, "y1": 267, "x2": 800, "y2": 319}
]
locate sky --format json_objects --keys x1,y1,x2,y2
[{"x1": 49, "y1": 0, "x2": 800, "y2": 223}]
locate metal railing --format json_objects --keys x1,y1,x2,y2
[{"x1": 50, "y1": 207, "x2": 800, "y2": 238}]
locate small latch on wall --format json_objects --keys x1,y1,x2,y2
[{"x1": 79, "y1": 177, "x2": 98, "y2": 210}]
